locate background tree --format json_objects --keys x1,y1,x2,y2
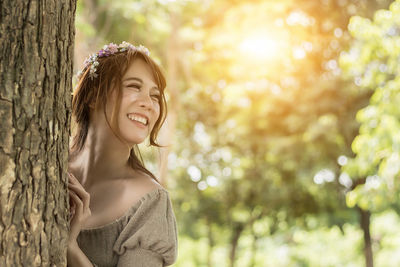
[
  {"x1": 169, "y1": 0, "x2": 392, "y2": 266},
  {"x1": 341, "y1": 1, "x2": 400, "y2": 266},
  {"x1": 73, "y1": 0, "x2": 400, "y2": 266},
  {"x1": 0, "y1": 0, "x2": 76, "y2": 266}
]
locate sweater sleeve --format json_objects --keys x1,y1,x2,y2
[{"x1": 112, "y1": 188, "x2": 178, "y2": 266}]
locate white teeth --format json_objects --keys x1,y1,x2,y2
[{"x1": 127, "y1": 114, "x2": 148, "y2": 125}]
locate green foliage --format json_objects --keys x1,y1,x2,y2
[
  {"x1": 175, "y1": 211, "x2": 400, "y2": 267},
  {"x1": 341, "y1": 0, "x2": 400, "y2": 212},
  {"x1": 75, "y1": 0, "x2": 399, "y2": 265}
]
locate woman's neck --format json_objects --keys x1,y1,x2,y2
[{"x1": 68, "y1": 124, "x2": 133, "y2": 189}]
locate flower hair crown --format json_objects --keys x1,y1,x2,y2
[{"x1": 77, "y1": 41, "x2": 150, "y2": 79}]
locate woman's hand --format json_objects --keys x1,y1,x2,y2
[{"x1": 68, "y1": 172, "x2": 91, "y2": 246}]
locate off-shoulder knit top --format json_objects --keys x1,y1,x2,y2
[{"x1": 76, "y1": 188, "x2": 178, "y2": 267}]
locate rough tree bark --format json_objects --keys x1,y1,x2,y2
[{"x1": 0, "y1": 0, "x2": 76, "y2": 266}]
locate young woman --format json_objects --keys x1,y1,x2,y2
[{"x1": 67, "y1": 42, "x2": 177, "y2": 267}]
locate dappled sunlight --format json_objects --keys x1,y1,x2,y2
[
  {"x1": 74, "y1": 0, "x2": 400, "y2": 266},
  {"x1": 238, "y1": 33, "x2": 287, "y2": 62}
]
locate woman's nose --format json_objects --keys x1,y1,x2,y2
[{"x1": 137, "y1": 91, "x2": 153, "y2": 108}]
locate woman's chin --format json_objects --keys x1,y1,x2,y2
[{"x1": 124, "y1": 136, "x2": 146, "y2": 146}]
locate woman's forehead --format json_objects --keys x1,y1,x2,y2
[{"x1": 123, "y1": 58, "x2": 158, "y2": 87}]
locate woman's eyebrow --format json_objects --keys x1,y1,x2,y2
[
  {"x1": 151, "y1": 87, "x2": 161, "y2": 93},
  {"x1": 123, "y1": 77, "x2": 143, "y2": 83}
]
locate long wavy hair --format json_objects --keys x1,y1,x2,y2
[{"x1": 70, "y1": 49, "x2": 167, "y2": 180}]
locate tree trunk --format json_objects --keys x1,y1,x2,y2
[
  {"x1": 248, "y1": 223, "x2": 258, "y2": 267},
  {"x1": 359, "y1": 207, "x2": 374, "y2": 267},
  {"x1": 229, "y1": 223, "x2": 244, "y2": 267},
  {"x1": 206, "y1": 221, "x2": 214, "y2": 267},
  {"x1": 0, "y1": 0, "x2": 76, "y2": 266}
]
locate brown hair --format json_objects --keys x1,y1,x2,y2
[{"x1": 70, "y1": 49, "x2": 167, "y2": 180}]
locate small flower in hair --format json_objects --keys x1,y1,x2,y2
[
  {"x1": 107, "y1": 43, "x2": 119, "y2": 53},
  {"x1": 118, "y1": 41, "x2": 133, "y2": 51},
  {"x1": 136, "y1": 45, "x2": 150, "y2": 56},
  {"x1": 77, "y1": 41, "x2": 151, "y2": 79}
]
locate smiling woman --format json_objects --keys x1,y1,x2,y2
[
  {"x1": 67, "y1": 42, "x2": 177, "y2": 267},
  {"x1": 108, "y1": 59, "x2": 162, "y2": 145}
]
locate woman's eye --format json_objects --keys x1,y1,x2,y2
[
  {"x1": 151, "y1": 94, "x2": 161, "y2": 102},
  {"x1": 127, "y1": 84, "x2": 140, "y2": 90}
]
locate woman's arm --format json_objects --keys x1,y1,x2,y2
[
  {"x1": 117, "y1": 247, "x2": 163, "y2": 267},
  {"x1": 67, "y1": 242, "x2": 95, "y2": 267},
  {"x1": 67, "y1": 173, "x2": 94, "y2": 267}
]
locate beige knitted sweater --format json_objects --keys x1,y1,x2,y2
[{"x1": 76, "y1": 188, "x2": 178, "y2": 267}]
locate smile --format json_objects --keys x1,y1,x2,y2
[{"x1": 127, "y1": 113, "x2": 148, "y2": 126}]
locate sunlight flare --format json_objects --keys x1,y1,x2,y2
[{"x1": 238, "y1": 35, "x2": 282, "y2": 61}]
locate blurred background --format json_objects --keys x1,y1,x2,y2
[{"x1": 74, "y1": 0, "x2": 400, "y2": 266}]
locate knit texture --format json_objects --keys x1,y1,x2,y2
[{"x1": 76, "y1": 188, "x2": 178, "y2": 267}]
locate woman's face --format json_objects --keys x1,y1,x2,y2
[{"x1": 106, "y1": 58, "x2": 161, "y2": 146}]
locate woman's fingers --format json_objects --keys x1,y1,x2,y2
[
  {"x1": 69, "y1": 192, "x2": 76, "y2": 220},
  {"x1": 68, "y1": 172, "x2": 79, "y2": 184},
  {"x1": 69, "y1": 190, "x2": 83, "y2": 216},
  {"x1": 68, "y1": 182, "x2": 89, "y2": 199},
  {"x1": 67, "y1": 173, "x2": 90, "y2": 211},
  {"x1": 68, "y1": 184, "x2": 90, "y2": 211},
  {"x1": 69, "y1": 190, "x2": 91, "y2": 222},
  {"x1": 67, "y1": 172, "x2": 90, "y2": 216},
  {"x1": 67, "y1": 172, "x2": 92, "y2": 243},
  {"x1": 68, "y1": 191, "x2": 86, "y2": 240}
]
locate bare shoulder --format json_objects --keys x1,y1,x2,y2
[
  {"x1": 82, "y1": 171, "x2": 163, "y2": 229},
  {"x1": 126, "y1": 171, "x2": 163, "y2": 194}
]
